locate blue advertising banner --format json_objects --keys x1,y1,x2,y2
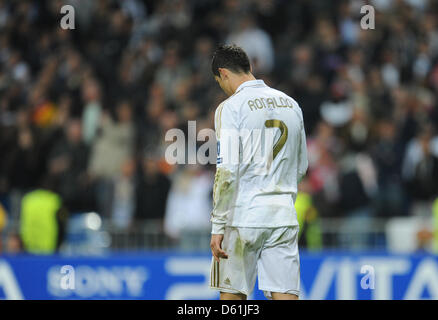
[{"x1": 0, "y1": 251, "x2": 438, "y2": 300}]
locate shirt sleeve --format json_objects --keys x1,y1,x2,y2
[
  {"x1": 297, "y1": 107, "x2": 308, "y2": 183},
  {"x1": 211, "y1": 101, "x2": 240, "y2": 234}
]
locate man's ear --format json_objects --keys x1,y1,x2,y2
[{"x1": 218, "y1": 68, "x2": 228, "y2": 79}]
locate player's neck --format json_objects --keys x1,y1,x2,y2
[{"x1": 231, "y1": 73, "x2": 256, "y2": 94}]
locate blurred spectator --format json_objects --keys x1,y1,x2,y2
[
  {"x1": 111, "y1": 158, "x2": 136, "y2": 230},
  {"x1": 135, "y1": 152, "x2": 171, "y2": 225},
  {"x1": 296, "y1": 177, "x2": 322, "y2": 251},
  {"x1": 5, "y1": 126, "x2": 39, "y2": 192},
  {"x1": 337, "y1": 151, "x2": 378, "y2": 250},
  {"x1": 402, "y1": 125, "x2": 438, "y2": 217},
  {"x1": 88, "y1": 101, "x2": 134, "y2": 217},
  {"x1": 5, "y1": 233, "x2": 22, "y2": 254},
  {"x1": 155, "y1": 43, "x2": 191, "y2": 104},
  {"x1": 227, "y1": 14, "x2": 274, "y2": 74},
  {"x1": 47, "y1": 118, "x2": 94, "y2": 213},
  {"x1": 136, "y1": 83, "x2": 167, "y2": 153},
  {"x1": 19, "y1": 181, "x2": 68, "y2": 255},
  {"x1": 294, "y1": 74, "x2": 326, "y2": 135},
  {"x1": 434, "y1": 198, "x2": 438, "y2": 253},
  {"x1": 320, "y1": 83, "x2": 354, "y2": 128},
  {"x1": 89, "y1": 101, "x2": 135, "y2": 179},
  {"x1": 81, "y1": 78, "x2": 103, "y2": 145},
  {"x1": 0, "y1": 202, "x2": 6, "y2": 230},
  {"x1": 0, "y1": 202, "x2": 7, "y2": 253},
  {"x1": 164, "y1": 164, "x2": 213, "y2": 250},
  {"x1": 372, "y1": 120, "x2": 406, "y2": 217},
  {"x1": 306, "y1": 121, "x2": 341, "y2": 217}
]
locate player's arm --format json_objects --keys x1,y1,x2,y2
[{"x1": 211, "y1": 101, "x2": 240, "y2": 235}]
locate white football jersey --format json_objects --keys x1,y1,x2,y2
[{"x1": 211, "y1": 79, "x2": 308, "y2": 234}]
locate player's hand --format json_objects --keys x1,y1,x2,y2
[{"x1": 210, "y1": 234, "x2": 228, "y2": 262}]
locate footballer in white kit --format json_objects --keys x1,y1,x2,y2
[{"x1": 209, "y1": 45, "x2": 308, "y2": 300}]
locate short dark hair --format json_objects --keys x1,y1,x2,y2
[{"x1": 211, "y1": 44, "x2": 251, "y2": 77}]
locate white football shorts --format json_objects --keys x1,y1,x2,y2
[{"x1": 210, "y1": 226, "x2": 300, "y2": 299}]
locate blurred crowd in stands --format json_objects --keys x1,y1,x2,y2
[{"x1": 1, "y1": 0, "x2": 438, "y2": 253}]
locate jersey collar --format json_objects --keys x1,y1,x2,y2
[{"x1": 235, "y1": 79, "x2": 267, "y2": 94}]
